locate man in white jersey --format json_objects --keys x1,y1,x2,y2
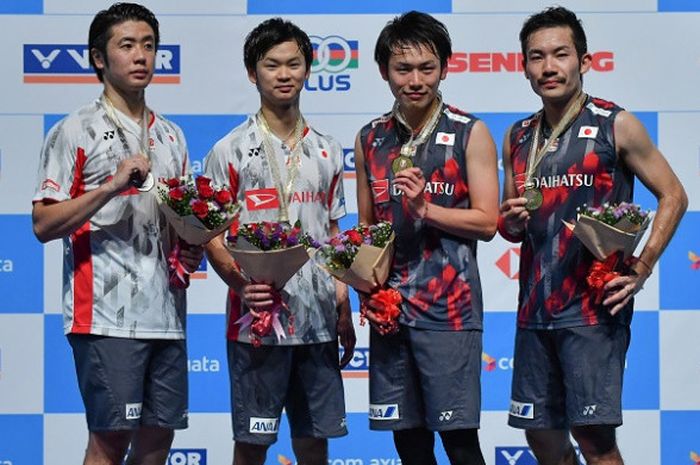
[
  {"x1": 32, "y1": 4, "x2": 202, "y2": 464},
  {"x1": 203, "y1": 18, "x2": 356, "y2": 465}
]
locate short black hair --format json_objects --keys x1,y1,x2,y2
[
  {"x1": 519, "y1": 6, "x2": 588, "y2": 61},
  {"x1": 374, "y1": 11, "x2": 452, "y2": 70},
  {"x1": 244, "y1": 18, "x2": 313, "y2": 72},
  {"x1": 88, "y1": 2, "x2": 159, "y2": 82}
]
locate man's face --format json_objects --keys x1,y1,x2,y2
[
  {"x1": 523, "y1": 26, "x2": 591, "y2": 105},
  {"x1": 381, "y1": 43, "x2": 447, "y2": 117},
  {"x1": 249, "y1": 40, "x2": 309, "y2": 106},
  {"x1": 92, "y1": 20, "x2": 156, "y2": 92}
]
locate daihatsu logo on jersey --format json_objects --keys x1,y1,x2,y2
[
  {"x1": 23, "y1": 44, "x2": 181, "y2": 83},
  {"x1": 447, "y1": 51, "x2": 614, "y2": 73},
  {"x1": 245, "y1": 188, "x2": 280, "y2": 210}
]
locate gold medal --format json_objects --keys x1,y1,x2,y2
[
  {"x1": 523, "y1": 185, "x2": 543, "y2": 211},
  {"x1": 392, "y1": 155, "x2": 413, "y2": 174}
]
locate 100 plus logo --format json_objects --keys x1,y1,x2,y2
[
  {"x1": 305, "y1": 36, "x2": 358, "y2": 92},
  {"x1": 23, "y1": 44, "x2": 181, "y2": 83}
]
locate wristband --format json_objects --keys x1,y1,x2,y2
[{"x1": 497, "y1": 215, "x2": 525, "y2": 243}]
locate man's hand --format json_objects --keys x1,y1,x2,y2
[
  {"x1": 107, "y1": 155, "x2": 151, "y2": 195},
  {"x1": 393, "y1": 167, "x2": 428, "y2": 219},
  {"x1": 178, "y1": 243, "x2": 204, "y2": 273},
  {"x1": 240, "y1": 282, "x2": 277, "y2": 318},
  {"x1": 337, "y1": 298, "x2": 356, "y2": 368},
  {"x1": 499, "y1": 197, "x2": 530, "y2": 237},
  {"x1": 603, "y1": 268, "x2": 650, "y2": 315}
]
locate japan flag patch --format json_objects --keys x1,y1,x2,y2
[
  {"x1": 578, "y1": 126, "x2": 599, "y2": 139},
  {"x1": 435, "y1": 132, "x2": 455, "y2": 146}
]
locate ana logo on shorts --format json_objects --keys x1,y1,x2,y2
[
  {"x1": 125, "y1": 402, "x2": 142, "y2": 420},
  {"x1": 369, "y1": 404, "x2": 399, "y2": 420},
  {"x1": 249, "y1": 417, "x2": 279, "y2": 434}
]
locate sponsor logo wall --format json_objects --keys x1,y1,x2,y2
[{"x1": 0, "y1": 1, "x2": 697, "y2": 463}]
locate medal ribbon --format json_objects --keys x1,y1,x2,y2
[
  {"x1": 102, "y1": 93, "x2": 150, "y2": 160},
  {"x1": 257, "y1": 111, "x2": 304, "y2": 224},
  {"x1": 392, "y1": 92, "x2": 444, "y2": 159},
  {"x1": 524, "y1": 92, "x2": 587, "y2": 187}
]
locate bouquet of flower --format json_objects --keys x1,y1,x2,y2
[
  {"x1": 156, "y1": 175, "x2": 240, "y2": 245},
  {"x1": 567, "y1": 202, "x2": 651, "y2": 261},
  {"x1": 564, "y1": 202, "x2": 652, "y2": 302},
  {"x1": 317, "y1": 222, "x2": 395, "y2": 294},
  {"x1": 226, "y1": 221, "x2": 318, "y2": 346}
]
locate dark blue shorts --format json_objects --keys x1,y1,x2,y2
[
  {"x1": 68, "y1": 334, "x2": 188, "y2": 432},
  {"x1": 228, "y1": 341, "x2": 348, "y2": 445},
  {"x1": 508, "y1": 324, "x2": 630, "y2": 430},
  {"x1": 369, "y1": 326, "x2": 482, "y2": 431}
]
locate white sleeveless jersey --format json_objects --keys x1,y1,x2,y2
[
  {"x1": 33, "y1": 99, "x2": 189, "y2": 339},
  {"x1": 204, "y1": 115, "x2": 346, "y2": 345}
]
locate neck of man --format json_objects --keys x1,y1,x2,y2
[
  {"x1": 260, "y1": 100, "x2": 302, "y2": 142},
  {"x1": 541, "y1": 87, "x2": 584, "y2": 129},
  {"x1": 400, "y1": 97, "x2": 440, "y2": 134},
  {"x1": 103, "y1": 83, "x2": 146, "y2": 123}
]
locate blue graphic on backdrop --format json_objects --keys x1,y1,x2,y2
[
  {"x1": 661, "y1": 411, "x2": 700, "y2": 465},
  {"x1": 0, "y1": 215, "x2": 43, "y2": 313},
  {"x1": 44, "y1": 314, "x2": 83, "y2": 412},
  {"x1": 481, "y1": 312, "x2": 517, "y2": 411},
  {"x1": 0, "y1": 415, "x2": 43, "y2": 464},
  {"x1": 623, "y1": 311, "x2": 659, "y2": 409},
  {"x1": 247, "y1": 0, "x2": 451, "y2": 14},
  {"x1": 660, "y1": 212, "x2": 700, "y2": 310},
  {"x1": 658, "y1": 0, "x2": 700, "y2": 11},
  {"x1": 0, "y1": 0, "x2": 41, "y2": 14},
  {"x1": 187, "y1": 315, "x2": 229, "y2": 412}
]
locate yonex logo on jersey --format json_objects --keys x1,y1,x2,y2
[
  {"x1": 578, "y1": 126, "x2": 599, "y2": 139},
  {"x1": 438, "y1": 410, "x2": 454, "y2": 422},
  {"x1": 41, "y1": 178, "x2": 61, "y2": 192},
  {"x1": 509, "y1": 400, "x2": 534, "y2": 419},
  {"x1": 436, "y1": 132, "x2": 455, "y2": 146},
  {"x1": 371, "y1": 179, "x2": 390, "y2": 204},
  {"x1": 245, "y1": 188, "x2": 280, "y2": 210},
  {"x1": 582, "y1": 405, "x2": 597, "y2": 416},
  {"x1": 125, "y1": 402, "x2": 142, "y2": 420},
  {"x1": 249, "y1": 417, "x2": 279, "y2": 434},
  {"x1": 23, "y1": 44, "x2": 181, "y2": 84},
  {"x1": 369, "y1": 404, "x2": 399, "y2": 420},
  {"x1": 103, "y1": 130, "x2": 115, "y2": 140},
  {"x1": 247, "y1": 147, "x2": 261, "y2": 157}
]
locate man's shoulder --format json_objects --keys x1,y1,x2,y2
[
  {"x1": 443, "y1": 103, "x2": 478, "y2": 125},
  {"x1": 210, "y1": 116, "x2": 257, "y2": 154},
  {"x1": 305, "y1": 124, "x2": 341, "y2": 149},
  {"x1": 361, "y1": 112, "x2": 393, "y2": 133},
  {"x1": 585, "y1": 95, "x2": 624, "y2": 119}
]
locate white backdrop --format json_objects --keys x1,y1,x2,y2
[{"x1": 0, "y1": 1, "x2": 698, "y2": 464}]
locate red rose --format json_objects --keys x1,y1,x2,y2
[
  {"x1": 198, "y1": 184, "x2": 215, "y2": 200},
  {"x1": 347, "y1": 229, "x2": 363, "y2": 246},
  {"x1": 169, "y1": 188, "x2": 184, "y2": 202},
  {"x1": 195, "y1": 176, "x2": 212, "y2": 188},
  {"x1": 191, "y1": 199, "x2": 209, "y2": 219},
  {"x1": 215, "y1": 189, "x2": 232, "y2": 205},
  {"x1": 166, "y1": 177, "x2": 181, "y2": 188}
]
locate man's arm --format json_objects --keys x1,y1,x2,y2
[
  {"x1": 498, "y1": 125, "x2": 530, "y2": 242},
  {"x1": 33, "y1": 155, "x2": 150, "y2": 243},
  {"x1": 392, "y1": 120, "x2": 499, "y2": 240},
  {"x1": 329, "y1": 218, "x2": 356, "y2": 368},
  {"x1": 603, "y1": 111, "x2": 688, "y2": 314},
  {"x1": 354, "y1": 132, "x2": 376, "y2": 226}
]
